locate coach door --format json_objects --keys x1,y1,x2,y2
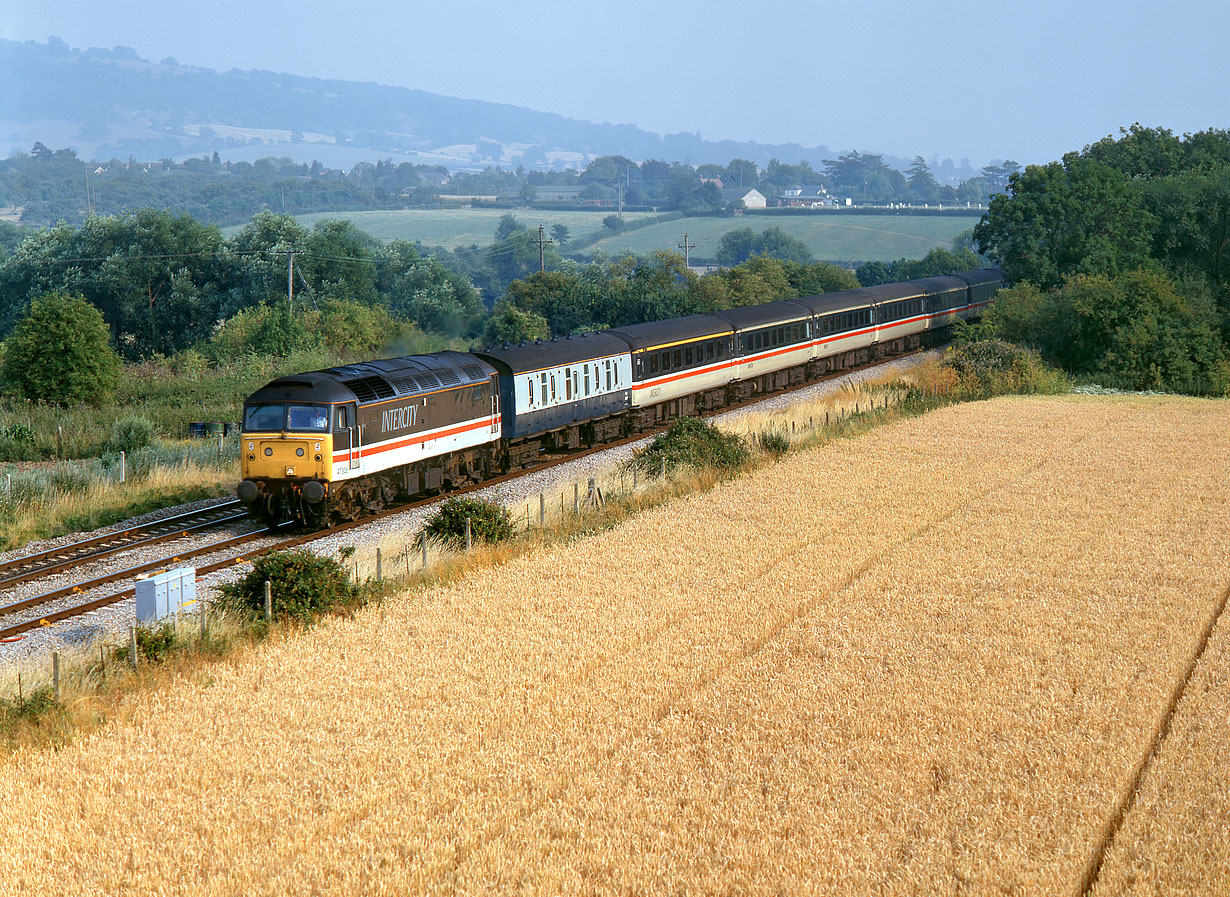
[{"x1": 335, "y1": 403, "x2": 361, "y2": 470}]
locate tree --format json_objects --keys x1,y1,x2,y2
[
  {"x1": 974, "y1": 156, "x2": 1155, "y2": 289},
  {"x1": 481, "y1": 300, "x2": 551, "y2": 346},
  {"x1": 550, "y1": 223, "x2": 570, "y2": 246},
  {"x1": 716, "y1": 227, "x2": 813, "y2": 266},
  {"x1": 494, "y1": 213, "x2": 525, "y2": 242},
  {"x1": 2, "y1": 293, "x2": 122, "y2": 405},
  {"x1": 986, "y1": 270, "x2": 1228, "y2": 394},
  {"x1": 907, "y1": 157, "x2": 940, "y2": 203}
]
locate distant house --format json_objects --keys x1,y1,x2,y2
[
  {"x1": 775, "y1": 185, "x2": 833, "y2": 208},
  {"x1": 533, "y1": 185, "x2": 585, "y2": 202},
  {"x1": 420, "y1": 171, "x2": 451, "y2": 187},
  {"x1": 700, "y1": 176, "x2": 724, "y2": 188},
  {"x1": 721, "y1": 187, "x2": 767, "y2": 209}
]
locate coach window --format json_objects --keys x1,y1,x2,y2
[
  {"x1": 583, "y1": 366, "x2": 590, "y2": 396},
  {"x1": 336, "y1": 406, "x2": 348, "y2": 429},
  {"x1": 672, "y1": 348, "x2": 681, "y2": 369},
  {"x1": 606, "y1": 359, "x2": 613, "y2": 389},
  {"x1": 649, "y1": 353, "x2": 658, "y2": 375},
  {"x1": 573, "y1": 370, "x2": 579, "y2": 397},
  {"x1": 540, "y1": 373, "x2": 548, "y2": 406},
  {"x1": 564, "y1": 368, "x2": 572, "y2": 401},
  {"x1": 550, "y1": 373, "x2": 557, "y2": 402}
]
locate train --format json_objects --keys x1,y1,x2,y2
[{"x1": 236, "y1": 268, "x2": 1004, "y2": 526}]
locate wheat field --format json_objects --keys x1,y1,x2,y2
[{"x1": 1, "y1": 395, "x2": 1228, "y2": 894}]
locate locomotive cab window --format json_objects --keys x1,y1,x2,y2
[
  {"x1": 278, "y1": 404, "x2": 330, "y2": 432},
  {"x1": 244, "y1": 403, "x2": 284, "y2": 432}
]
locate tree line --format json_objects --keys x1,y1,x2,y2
[
  {"x1": 0, "y1": 201, "x2": 993, "y2": 406},
  {"x1": 974, "y1": 124, "x2": 1230, "y2": 394},
  {"x1": 1, "y1": 144, "x2": 1014, "y2": 229}
]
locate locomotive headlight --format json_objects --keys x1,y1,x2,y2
[
  {"x1": 285, "y1": 466, "x2": 295, "y2": 476},
  {"x1": 264, "y1": 447, "x2": 273, "y2": 456},
  {"x1": 296, "y1": 448, "x2": 305, "y2": 457}
]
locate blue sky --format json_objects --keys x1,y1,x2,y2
[{"x1": 2, "y1": 0, "x2": 1226, "y2": 166}]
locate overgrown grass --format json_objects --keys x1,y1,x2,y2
[{"x1": 0, "y1": 439, "x2": 239, "y2": 549}]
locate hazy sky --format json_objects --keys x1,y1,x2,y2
[{"x1": 2, "y1": 0, "x2": 1226, "y2": 166}]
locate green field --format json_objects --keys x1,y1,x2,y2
[
  {"x1": 250, "y1": 209, "x2": 658, "y2": 250},
  {"x1": 229, "y1": 209, "x2": 980, "y2": 263},
  {"x1": 583, "y1": 213, "x2": 981, "y2": 263}
]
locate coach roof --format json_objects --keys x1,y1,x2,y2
[
  {"x1": 605, "y1": 314, "x2": 733, "y2": 352},
  {"x1": 476, "y1": 331, "x2": 630, "y2": 375},
  {"x1": 713, "y1": 300, "x2": 812, "y2": 330}
]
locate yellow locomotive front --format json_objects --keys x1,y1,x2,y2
[{"x1": 236, "y1": 372, "x2": 357, "y2": 527}]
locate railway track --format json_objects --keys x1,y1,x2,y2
[
  {"x1": 0, "y1": 500, "x2": 248, "y2": 591},
  {"x1": 0, "y1": 348, "x2": 932, "y2": 644}
]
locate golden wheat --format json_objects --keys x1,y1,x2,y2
[{"x1": 0, "y1": 395, "x2": 1226, "y2": 895}]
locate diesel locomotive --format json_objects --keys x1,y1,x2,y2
[{"x1": 237, "y1": 268, "x2": 1003, "y2": 526}]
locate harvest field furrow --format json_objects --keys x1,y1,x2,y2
[
  {"x1": 2, "y1": 395, "x2": 1228, "y2": 895},
  {"x1": 1092, "y1": 582, "x2": 1230, "y2": 893}
]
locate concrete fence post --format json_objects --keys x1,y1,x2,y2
[
  {"x1": 129, "y1": 625, "x2": 138, "y2": 668},
  {"x1": 263, "y1": 580, "x2": 272, "y2": 623},
  {"x1": 119, "y1": 450, "x2": 126, "y2": 484},
  {"x1": 376, "y1": 547, "x2": 383, "y2": 582},
  {"x1": 465, "y1": 518, "x2": 472, "y2": 551},
  {"x1": 52, "y1": 651, "x2": 60, "y2": 701}
]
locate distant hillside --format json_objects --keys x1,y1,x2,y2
[{"x1": 0, "y1": 37, "x2": 880, "y2": 173}]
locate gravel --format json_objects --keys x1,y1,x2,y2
[{"x1": 0, "y1": 352, "x2": 936, "y2": 672}]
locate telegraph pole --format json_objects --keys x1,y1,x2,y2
[
  {"x1": 678, "y1": 233, "x2": 696, "y2": 267},
  {"x1": 286, "y1": 250, "x2": 295, "y2": 306},
  {"x1": 532, "y1": 225, "x2": 553, "y2": 272}
]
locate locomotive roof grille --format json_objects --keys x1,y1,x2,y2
[
  {"x1": 344, "y1": 375, "x2": 396, "y2": 402},
  {"x1": 461, "y1": 364, "x2": 488, "y2": 381}
]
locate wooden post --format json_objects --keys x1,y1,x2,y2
[
  {"x1": 17, "y1": 671, "x2": 21, "y2": 703},
  {"x1": 200, "y1": 593, "x2": 207, "y2": 640},
  {"x1": 100, "y1": 643, "x2": 106, "y2": 680},
  {"x1": 660, "y1": 456, "x2": 666, "y2": 479},
  {"x1": 129, "y1": 625, "x2": 138, "y2": 668},
  {"x1": 405, "y1": 546, "x2": 411, "y2": 578},
  {"x1": 119, "y1": 450, "x2": 126, "y2": 483},
  {"x1": 573, "y1": 482, "x2": 579, "y2": 515},
  {"x1": 57, "y1": 425, "x2": 63, "y2": 460},
  {"x1": 465, "y1": 517, "x2": 472, "y2": 550},
  {"x1": 539, "y1": 492, "x2": 545, "y2": 528},
  {"x1": 263, "y1": 580, "x2": 272, "y2": 623},
  {"x1": 376, "y1": 546, "x2": 383, "y2": 582},
  {"x1": 52, "y1": 651, "x2": 60, "y2": 701}
]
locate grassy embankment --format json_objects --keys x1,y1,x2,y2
[{"x1": 3, "y1": 371, "x2": 1228, "y2": 892}]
